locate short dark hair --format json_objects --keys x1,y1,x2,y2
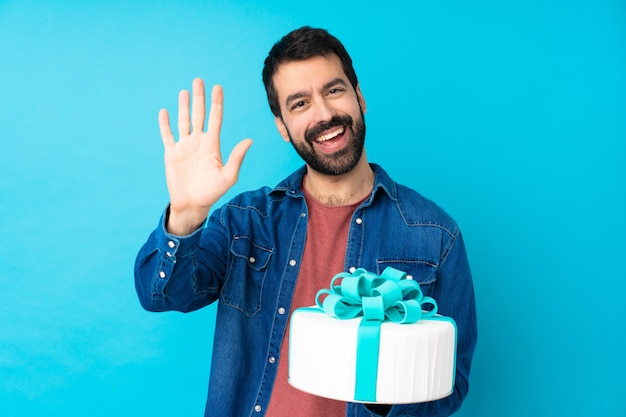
[{"x1": 262, "y1": 26, "x2": 359, "y2": 118}]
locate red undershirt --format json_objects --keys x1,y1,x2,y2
[{"x1": 265, "y1": 183, "x2": 365, "y2": 416}]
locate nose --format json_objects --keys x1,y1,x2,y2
[{"x1": 311, "y1": 97, "x2": 335, "y2": 124}]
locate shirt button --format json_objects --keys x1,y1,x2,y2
[
  {"x1": 355, "y1": 218, "x2": 363, "y2": 224},
  {"x1": 269, "y1": 356, "x2": 276, "y2": 364},
  {"x1": 254, "y1": 405, "x2": 262, "y2": 412},
  {"x1": 406, "y1": 274, "x2": 413, "y2": 280},
  {"x1": 249, "y1": 256, "x2": 256, "y2": 264},
  {"x1": 278, "y1": 307, "x2": 286, "y2": 315},
  {"x1": 348, "y1": 266, "x2": 356, "y2": 273},
  {"x1": 166, "y1": 251, "x2": 173, "y2": 258},
  {"x1": 289, "y1": 259, "x2": 297, "y2": 267},
  {"x1": 159, "y1": 271, "x2": 166, "y2": 279},
  {"x1": 301, "y1": 212, "x2": 306, "y2": 217},
  {"x1": 168, "y1": 241, "x2": 175, "y2": 248}
]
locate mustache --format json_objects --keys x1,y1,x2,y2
[{"x1": 304, "y1": 115, "x2": 354, "y2": 143}]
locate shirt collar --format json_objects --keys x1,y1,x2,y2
[{"x1": 269, "y1": 163, "x2": 398, "y2": 202}]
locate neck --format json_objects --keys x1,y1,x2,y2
[{"x1": 304, "y1": 153, "x2": 374, "y2": 206}]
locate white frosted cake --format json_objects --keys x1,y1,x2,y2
[{"x1": 287, "y1": 267, "x2": 457, "y2": 404}]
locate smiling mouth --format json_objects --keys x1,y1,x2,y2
[{"x1": 315, "y1": 127, "x2": 345, "y2": 143}]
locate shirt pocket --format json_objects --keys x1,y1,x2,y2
[
  {"x1": 221, "y1": 236, "x2": 273, "y2": 317},
  {"x1": 375, "y1": 259, "x2": 437, "y2": 298}
]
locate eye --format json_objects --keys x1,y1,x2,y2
[
  {"x1": 290, "y1": 100, "x2": 308, "y2": 111},
  {"x1": 328, "y1": 87, "x2": 344, "y2": 95}
]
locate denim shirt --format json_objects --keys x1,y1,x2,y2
[{"x1": 135, "y1": 164, "x2": 477, "y2": 417}]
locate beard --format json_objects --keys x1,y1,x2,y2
[{"x1": 286, "y1": 110, "x2": 366, "y2": 176}]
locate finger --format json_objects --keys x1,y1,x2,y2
[
  {"x1": 207, "y1": 84, "x2": 224, "y2": 142},
  {"x1": 158, "y1": 108, "x2": 175, "y2": 148},
  {"x1": 223, "y1": 138, "x2": 253, "y2": 183},
  {"x1": 191, "y1": 78, "x2": 206, "y2": 133},
  {"x1": 178, "y1": 89, "x2": 190, "y2": 136}
]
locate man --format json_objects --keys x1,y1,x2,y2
[{"x1": 135, "y1": 26, "x2": 477, "y2": 417}]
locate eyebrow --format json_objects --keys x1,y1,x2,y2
[{"x1": 284, "y1": 78, "x2": 349, "y2": 108}]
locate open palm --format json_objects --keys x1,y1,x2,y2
[{"x1": 159, "y1": 78, "x2": 252, "y2": 235}]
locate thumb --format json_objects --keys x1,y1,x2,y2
[{"x1": 223, "y1": 138, "x2": 253, "y2": 184}]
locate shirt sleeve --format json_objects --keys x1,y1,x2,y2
[{"x1": 134, "y1": 207, "x2": 220, "y2": 313}]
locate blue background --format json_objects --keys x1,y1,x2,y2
[{"x1": 1, "y1": 1, "x2": 624, "y2": 416}]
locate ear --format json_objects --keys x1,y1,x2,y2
[
  {"x1": 274, "y1": 116, "x2": 291, "y2": 142},
  {"x1": 356, "y1": 84, "x2": 367, "y2": 114}
]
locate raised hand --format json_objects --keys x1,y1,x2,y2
[{"x1": 159, "y1": 78, "x2": 252, "y2": 235}]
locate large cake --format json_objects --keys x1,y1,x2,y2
[{"x1": 288, "y1": 267, "x2": 457, "y2": 404}]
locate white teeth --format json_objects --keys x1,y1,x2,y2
[{"x1": 315, "y1": 127, "x2": 344, "y2": 142}]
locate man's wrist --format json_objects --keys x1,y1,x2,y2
[{"x1": 166, "y1": 205, "x2": 208, "y2": 236}]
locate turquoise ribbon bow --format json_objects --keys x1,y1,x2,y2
[{"x1": 315, "y1": 266, "x2": 438, "y2": 402}]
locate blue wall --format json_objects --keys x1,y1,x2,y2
[{"x1": 1, "y1": 1, "x2": 624, "y2": 416}]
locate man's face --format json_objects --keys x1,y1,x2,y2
[{"x1": 273, "y1": 54, "x2": 366, "y2": 176}]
